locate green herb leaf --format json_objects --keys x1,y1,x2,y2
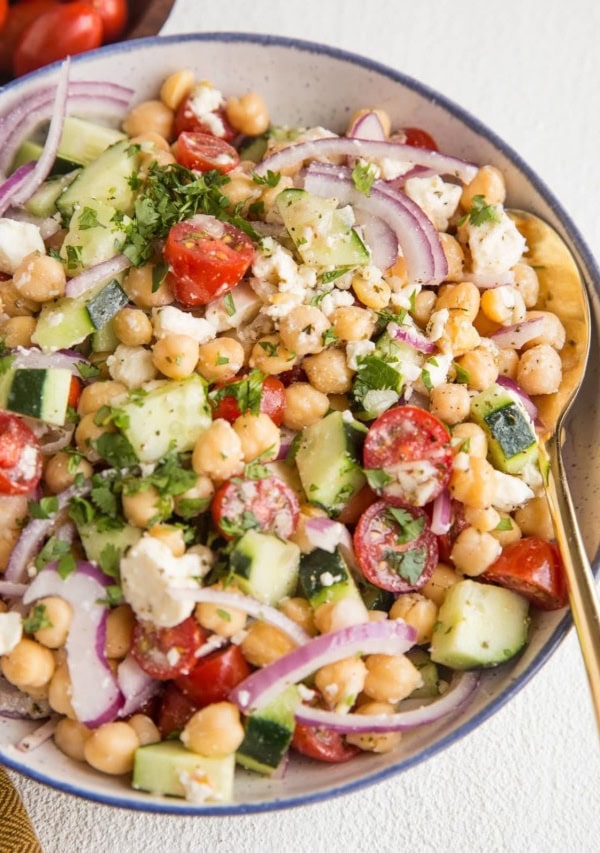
[
  {"x1": 219, "y1": 509, "x2": 260, "y2": 538},
  {"x1": 251, "y1": 170, "x2": 281, "y2": 188},
  {"x1": 421, "y1": 368, "x2": 433, "y2": 392},
  {"x1": 77, "y1": 362, "x2": 100, "y2": 380},
  {"x1": 57, "y1": 553, "x2": 77, "y2": 580},
  {"x1": 22, "y1": 604, "x2": 53, "y2": 634},
  {"x1": 78, "y1": 206, "x2": 105, "y2": 230},
  {"x1": 92, "y1": 433, "x2": 138, "y2": 469},
  {"x1": 34, "y1": 536, "x2": 72, "y2": 573},
  {"x1": 224, "y1": 292, "x2": 236, "y2": 317},
  {"x1": 28, "y1": 496, "x2": 59, "y2": 520},
  {"x1": 208, "y1": 369, "x2": 264, "y2": 417},
  {"x1": 321, "y1": 327, "x2": 339, "y2": 347},
  {"x1": 364, "y1": 468, "x2": 394, "y2": 490},
  {"x1": 152, "y1": 262, "x2": 169, "y2": 293},
  {"x1": 351, "y1": 160, "x2": 377, "y2": 196},
  {"x1": 461, "y1": 194, "x2": 501, "y2": 227},
  {"x1": 216, "y1": 608, "x2": 232, "y2": 622},
  {"x1": 382, "y1": 546, "x2": 427, "y2": 584},
  {"x1": 495, "y1": 517, "x2": 513, "y2": 531},
  {"x1": 386, "y1": 506, "x2": 425, "y2": 544},
  {"x1": 98, "y1": 543, "x2": 122, "y2": 579},
  {"x1": 0, "y1": 339, "x2": 15, "y2": 376},
  {"x1": 453, "y1": 361, "x2": 470, "y2": 384}
]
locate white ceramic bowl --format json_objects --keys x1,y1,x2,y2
[{"x1": 1, "y1": 32, "x2": 600, "y2": 815}]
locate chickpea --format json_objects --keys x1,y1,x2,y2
[
  {"x1": 75, "y1": 413, "x2": 116, "y2": 463},
  {"x1": 439, "y1": 233, "x2": 465, "y2": 282},
  {"x1": 148, "y1": 523, "x2": 186, "y2": 557},
  {"x1": 13, "y1": 252, "x2": 66, "y2": 302},
  {"x1": 429, "y1": 383, "x2": 470, "y2": 425},
  {"x1": 451, "y1": 422, "x2": 488, "y2": 458},
  {"x1": 480, "y1": 286, "x2": 526, "y2": 326},
  {"x1": 521, "y1": 311, "x2": 566, "y2": 351},
  {"x1": 195, "y1": 590, "x2": 247, "y2": 639},
  {"x1": 411, "y1": 290, "x2": 437, "y2": 327},
  {"x1": 313, "y1": 597, "x2": 370, "y2": 634},
  {"x1": 173, "y1": 474, "x2": 215, "y2": 518},
  {"x1": 77, "y1": 380, "x2": 127, "y2": 416},
  {"x1": 249, "y1": 334, "x2": 297, "y2": 375},
  {"x1": 455, "y1": 345, "x2": 499, "y2": 391},
  {"x1": 105, "y1": 604, "x2": 135, "y2": 659},
  {"x1": 314, "y1": 657, "x2": 368, "y2": 710},
  {"x1": 122, "y1": 100, "x2": 175, "y2": 141},
  {"x1": 437, "y1": 310, "x2": 480, "y2": 357},
  {"x1": 513, "y1": 263, "x2": 540, "y2": 308},
  {"x1": 279, "y1": 597, "x2": 317, "y2": 636},
  {"x1": 363, "y1": 654, "x2": 423, "y2": 703},
  {"x1": 182, "y1": 702, "x2": 245, "y2": 757},
  {"x1": 0, "y1": 600, "x2": 7, "y2": 614},
  {"x1": 346, "y1": 701, "x2": 403, "y2": 753},
  {"x1": 124, "y1": 264, "x2": 174, "y2": 308},
  {"x1": 232, "y1": 411, "x2": 280, "y2": 463},
  {"x1": 0, "y1": 280, "x2": 37, "y2": 316},
  {"x1": 152, "y1": 334, "x2": 199, "y2": 380},
  {"x1": 240, "y1": 621, "x2": 296, "y2": 667},
  {"x1": 450, "y1": 527, "x2": 502, "y2": 576},
  {"x1": 84, "y1": 722, "x2": 140, "y2": 775},
  {"x1": 192, "y1": 419, "x2": 244, "y2": 481},
  {"x1": 44, "y1": 451, "x2": 93, "y2": 494},
  {"x1": 490, "y1": 513, "x2": 522, "y2": 546},
  {"x1": 464, "y1": 506, "x2": 501, "y2": 533},
  {"x1": 282, "y1": 383, "x2": 329, "y2": 431},
  {"x1": 196, "y1": 337, "x2": 245, "y2": 383},
  {"x1": 435, "y1": 281, "x2": 480, "y2": 322},
  {"x1": 226, "y1": 92, "x2": 270, "y2": 136},
  {"x1": 389, "y1": 594, "x2": 438, "y2": 645},
  {"x1": 1, "y1": 638, "x2": 55, "y2": 689},
  {"x1": 303, "y1": 348, "x2": 353, "y2": 394},
  {"x1": 48, "y1": 663, "x2": 76, "y2": 718},
  {"x1": 112, "y1": 307, "x2": 153, "y2": 347},
  {"x1": 127, "y1": 714, "x2": 161, "y2": 746},
  {"x1": 514, "y1": 496, "x2": 555, "y2": 540},
  {"x1": 460, "y1": 164, "x2": 506, "y2": 209},
  {"x1": 160, "y1": 68, "x2": 195, "y2": 110},
  {"x1": 29, "y1": 597, "x2": 72, "y2": 649},
  {"x1": 449, "y1": 457, "x2": 496, "y2": 508},
  {"x1": 421, "y1": 562, "x2": 463, "y2": 606},
  {"x1": 220, "y1": 168, "x2": 263, "y2": 207},
  {"x1": 122, "y1": 485, "x2": 169, "y2": 529},
  {"x1": 497, "y1": 347, "x2": 519, "y2": 379},
  {"x1": 279, "y1": 305, "x2": 331, "y2": 356},
  {"x1": 517, "y1": 344, "x2": 562, "y2": 395},
  {"x1": 0, "y1": 316, "x2": 36, "y2": 347},
  {"x1": 129, "y1": 131, "x2": 171, "y2": 152},
  {"x1": 351, "y1": 273, "x2": 391, "y2": 310},
  {"x1": 54, "y1": 719, "x2": 92, "y2": 762},
  {"x1": 330, "y1": 305, "x2": 375, "y2": 342}
]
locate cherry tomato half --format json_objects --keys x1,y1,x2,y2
[
  {"x1": 164, "y1": 218, "x2": 255, "y2": 308},
  {"x1": 174, "y1": 131, "x2": 240, "y2": 174},
  {"x1": 67, "y1": 376, "x2": 82, "y2": 410},
  {"x1": 212, "y1": 475, "x2": 300, "y2": 540},
  {"x1": 174, "y1": 94, "x2": 236, "y2": 142},
  {"x1": 401, "y1": 128, "x2": 438, "y2": 151},
  {"x1": 210, "y1": 374, "x2": 286, "y2": 426},
  {"x1": 131, "y1": 617, "x2": 206, "y2": 681},
  {"x1": 291, "y1": 722, "x2": 361, "y2": 763},
  {"x1": 174, "y1": 644, "x2": 251, "y2": 708},
  {"x1": 354, "y1": 500, "x2": 438, "y2": 593},
  {"x1": 363, "y1": 405, "x2": 453, "y2": 507},
  {"x1": 157, "y1": 684, "x2": 199, "y2": 738},
  {"x1": 82, "y1": 0, "x2": 128, "y2": 43},
  {"x1": 435, "y1": 499, "x2": 468, "y2": 563},
  {"x1": 481, "y1": 537, "x2": 567, "y2": 611},
  {"x1": 0, "y1": 413, "x2": 42, "y2": 495},
  {"x1": 0, "y1": 0, "x2": 59, "y2": 77}
]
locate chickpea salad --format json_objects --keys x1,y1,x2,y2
[{"x1": 0, "y1": 61, "x2": 569, "y2": 803}]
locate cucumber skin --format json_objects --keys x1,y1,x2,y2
[
  {"x1": 132, "y1": 742, "x2": 235, "y2": 800},
  {"x1": 299, "y1": 548, "x2": 362, "y2": 608},
  {"x1": 470, "y1": 384, "x2": 538, "y2": 474},
  {"x1": 236, "y1": 686, "x2": 298, "y2": 776}
]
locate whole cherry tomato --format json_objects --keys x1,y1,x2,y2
[
  {"x1": 291, "y1": 722, "x2": 361, "y2": 763},
  {"x1": 131, "y1": 617, "x2": 207, "y2": 681},
  {"x1": 481, "y1": 537, "x2": 567, "y2": 611},
  {"x1": 173, "y1": 131, "x2": 240, "y2": 174},
  {"x1": 81, "y1": 0, "x2": 128, "y2": 43},
  {"x1": 164, "y1": 217, "x2": 255, "y2": 307},
  {"x1": 210, "y1": 374, "x2": 286, "y2": 426},
  {"x1": 13, "y1": 2, "x2": 103, "y2": 77},
  {"x1": 174, "y1": 645, "x2": 252, "y2": 708},
  {"x1": 212, "y1": 475, "x2": 300, "y2": 540},
  {"x1": 0, "y1": 0, "x2": 59, "y2": 77},
  {"x1": 0, "y1": 413, "x2": 43, "y2": 495}
]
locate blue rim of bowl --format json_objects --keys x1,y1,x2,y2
[{"x1": 1, "y1": 31, "x2": 598, "y2": 816}]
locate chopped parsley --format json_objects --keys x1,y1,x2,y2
[
  {"x1": 152, "y1": 262, "x2": 169, "y2": 292},
  {"x1": 382, "y1": 546, "x2": 427, "y2": 585},
  {"x1": 351, "y1": 160, "x2": 377, "y2": 196},
  {"x1": 319, "y1": 267, "x2": 353, "y2": 285},
  {"x1": 98, "y1": 543, "x2": 122, "y2": 579},
  {"x1": 64, "y1": 244, "x2": 83, "y2": 271},
  {"x1": 22, "y1": 604, "x2": 53, "y2": 635},
  {"x1": 364, "y1": 468, "x2": 394, "y2": 490},
  {"x1": 92, "y1": 433, "x2": 138, "y2": 469},
  {"x1": 224, "y1": 292, "x2": 236, "y2": 317},
  {"x1": 322, "y1": 327, "x2": 339, "y2": 347},
  {"x1": 77, "y1": 361, "x2": 100, "y2": 380},
  {"x1": 209, "y1": 369, "x2": 264, "y2": 416},
  {"x1": 495, "y1": 517, "x2": 514, "y2": 531},
  {"x1": 0, "y1": 339, "x2": 15, "y2": 375},
  {"x1": 251, "y1": 169, "x2": 281, "y2": 188},
  {"x1": 459, "y1": 194, "x2": 501, "y2": 227},
  {"x1": 27, "y1": 496, "x2": 59, "y2": 520},
  {"x1": 78, "y1": 206, "x2": 105, "y2": 230},
  {"x1": 219, "y1": 509, "x2": 260, "y2": 538},
  {"x1": 386, "y1": 506, "x2": 425, "y2": 544},
  {"x1": 216, "y1": 608, "x2": 232, "y2": 622},
  {"x1": 453, "y1": 361, "x2": 470, "y2": 384}
]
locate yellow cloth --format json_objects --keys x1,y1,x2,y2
[{"x1": 0, "y1": 765, "x2": 41, "y2": 853}]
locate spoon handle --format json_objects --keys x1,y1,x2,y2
[{"x1": 541, "y1": 432, "x2": 600, "y2": 731}]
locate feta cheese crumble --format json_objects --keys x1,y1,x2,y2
[
  {"x1": 107, "y1": 345, "x2": 157, "y2": 388},
  {"x1": 467, "y1": 206, "x2": 527, "y2": 275},
  {"x1": 0, "y1": 612, "x2": 23, "y2": 655},
  {"x1": 0, "y1": 218, "x2": 45, "y2": 274},
  {"x1": 404, "y1": 175, "x2": 462, "y2": 231}
]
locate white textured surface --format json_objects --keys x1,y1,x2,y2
[{"x1": 8, "y1": 1, "x2": 600, "y2": 850}]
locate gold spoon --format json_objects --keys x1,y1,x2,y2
[{"x1": 510, "y1": 210, "x2": 600, "y2": 729}]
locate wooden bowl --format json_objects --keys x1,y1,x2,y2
[{"x1": 125, "y1": 0, "x2": 176, "y2": 39}]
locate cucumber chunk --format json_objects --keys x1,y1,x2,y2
[
  {"x1": 236, "y1": 686, "x2": 298, "y2": 776},
  {"x1": 60, "y1": 200, "x2": 127, "y2": 275},
  {"x1": 295, "y1": 410, "x2": 367, "y2": 516},
  {"x1": 230, "y1": 529, "x2": 300, "y2": 605},
  {"x1": 132, "y1": 741, "x2": 235, "y2": 801},
  {"x1": 406, "y1": 648, "x2": 442, "y2": 698},
  {"x1": 276, "y1": 188, "x2": 369, "y2": 267},
  {"x1": 430, "y1": 579, "x2": 530, "y2": 669},
  {"x1": 25, "y1": 170, "x2": 80, "y2": 218},
  {"x1": 115, "y1": 375, "x2": 212, "y2": 463},
  {"x1": 299, "y1": 547, "x2": 362, "y2": 609},
  {"x1": 470, "y1": 384, "x2": 538, "y2": 474},
  {"x1": 77, "y1": 522, "x2": 141, "y2": 566},
  {"x1": 0, "y1": 367, "x2": 72, "y2": 425},
  {"x1": 13, "y1": 116, "x2": 125, "y2": 172}
]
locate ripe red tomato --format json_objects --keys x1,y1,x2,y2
[
  {"x1": 164, "y1": 217, "x2": 255, "y2": 308},
  {"x1": 362, "y1": 406, "x2": 453, "y2": 507},
  {"x1": 174, "y1": 645, "x2": 252, "y2": 708},
  {"x1": 0, "y1": 1, "x2": 7, "y2": 33},
  {"x1": 212, "y1": 475, "x2": 300, "y2": 540},
  {"x1": 13, "y1": 2, "x2": 103, "y2": 77},
  {"x1": 157, "y1": 684, "x2": 199, "y2": 738},
  {"x1": 401, "y1": 128, "x2": 438, "y2": 151},
  {"x1": 354, "y1": 500, "x2": 438, "y2": 593},
  {"x1": 67, "y1": 376, "x2": 82, "y2": 410},
  {"x1": 0, "y1": 0, "x2": 59, "y2": 77},
  {"x1": 81, "y1": 0, "x2": 128, "y2": 43},
  {"x1": 131, "y1": 617, "x2": 207, "y2": 681},
  {"x1": 174, "y1": 95, "x2": 236, "y2": 142},
  {"x1": 174, "y1": 131, "x2": 240, "y2": 174},
  {"x1": 436, "y1": 499, "x2": 468, "y2": 562},
  {"x1": 0, "y1": 413, "x2": 42, "y2": 495},
  {"x1": 481, "y1": 537, "x2": 567, "y2": 611},
  {"x1": 210, "y1": 374, "x2": 286, "y2": 426},
  {"x1": 336, "y1": 483, "x2": 377, "y2": 526},
  {"x1": 291, "y1": 722, "x2": 361, "y2": 763}
]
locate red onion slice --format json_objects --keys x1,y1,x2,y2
[
  {"x1": 386, "y1": 165, "x2": 436, "y2": 189},
  {"x1": 0, "y1": 580, "x2": 28, "y2": 598},
  {"x1": 388, "y1": 320, "x2": 437, "y2": 354},
  {"x1": 353, "y1": 209, "x2": 399, "y2": 271},
  {"x1": 117, "y1": 654, "x2": 161, "y2": 718},
  {"x1": 16, "y1": 717, "x2": 59, "y2": 752},
  {"x1": 255, "y1": 137, "x2": 478, "y2": 184},
  {"x1": 11, "y1": 59, "x2": 71, "y2": 206},
  {"x1": 490, "y1": 317, "x2": 544, "y2": 349},
  {"x1": 168, "y1": 587, "x2": 311, "y2": 647},
  {"x1": 430, "y1": 489, "x2": 453, "y2": 535},
  {"x1": 304, "y1": 517, "x2": 351, "y2": 554},
  {"x1": 4, "y1": 207, "x2": 62, "y2": 240},
  {"x1": 462, "y1": 271, "x2": 515, "y2": 289},
  {"x1": 295, "y1": 670, "x2": 479, "y2": 732},
  {"x1": 12, "y1": 346, "x2": 89, "y2": 375},
  {"x1": 496, "y1": 375, "x2": 539, "y2": 421},
  {"x1": 347, "y1": 111, "x2": 387, "y2": 141},
  {"x1": 65, "y1": 253, "x2": 132, "y2": 299},
  {"x1": 0, "y1": 163, "x2": 35, "y2": 216},
  {"x1": 23, "y1": 562, "x2": 124, "y2": 727},
  {"x1": 230, "y1": 620, "x2": 416, "y2": 714}
]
